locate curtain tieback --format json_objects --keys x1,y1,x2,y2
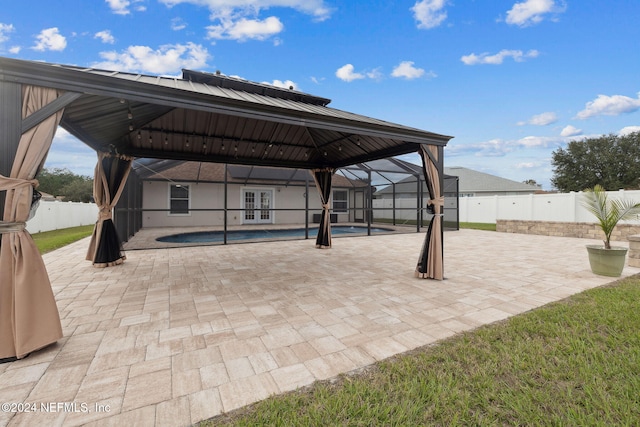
[
  {"x1": 428, "y1": 197, "x2": 445, "y2": 207},
  {"x1": 0, "y1": 174, "x2": 38, "y2": 192},
  {"x1": 99, "y1": 208, "x2": 112, "y2": 220},
  {"x1": 322, "y1": 203, "x2": 330, "y2": 210},
  {"x1": 0, "y1": 221, "x2": 26, "y2": 234}
]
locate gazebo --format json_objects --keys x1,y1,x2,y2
[{"x1": 0, "y1": 56, "x2": 452, "y2": 362}]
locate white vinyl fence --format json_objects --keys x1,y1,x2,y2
[
  {"x1": 457, "y1": 190, "x2": 640, "y2": 224},
  {"x1": 26, "y1": 200, "x2": 98, "y2": 234}
]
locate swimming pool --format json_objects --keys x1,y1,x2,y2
[{"x1": 156, "y1": 225, "x2": 394, "y2": 243}]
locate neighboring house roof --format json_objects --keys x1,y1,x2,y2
[
  {"x1": 444, "y1": 166, "x2": 540, "y2": 194},
  {"x1": 143, "y1": 161, "x2": 366, "y2": 188},
  {"x1": 373, "y1": 161, "x2": 538, "y2": 195},
  {"x1": 37, "y1": 191, "x2": 58, "y2": 201}
]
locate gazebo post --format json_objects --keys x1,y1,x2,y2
[
  {"x1": 224, "y1": 163, "x2": 228, "y2": 245},
  {"x1": 305, "y1": 177, "x2": 310, "y2": 240},
  {"x1": 0, "y1": 81, "x2": 23, "y2": 220}
]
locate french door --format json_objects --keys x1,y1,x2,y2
[{"x1": 242, "y1": 189, "x2": 273, "y2": 224}]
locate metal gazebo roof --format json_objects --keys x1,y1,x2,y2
[{"x1": 0, "y1": 57, "x2": 452, "y2": 171}]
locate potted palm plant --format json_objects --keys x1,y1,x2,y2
[{"x1": 582, "y1": 185, "x2": 640, "y2": 276}]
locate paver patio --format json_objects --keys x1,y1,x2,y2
[{"x1": 1, "y1": 229, "x2": 638, "y2": 426}]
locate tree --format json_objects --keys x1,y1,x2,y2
[
  {"x1": 551, "y1": 132, "x2": 640, "y2": 192},
  {"x1": 522, "y1": 179, "x2": 541, "y2": 188},
  {"x1": 59, "y1": 179, "x2": 94, "y2": 203},
  {"x1": 36, "y1": 168, "x2": 93, "y2": 202}
]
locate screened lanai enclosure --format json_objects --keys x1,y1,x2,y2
[
  {"x1": 0, "y1": 56, "x2": 452, "y2": 362},
  {"x1": 113, "y1": 157, "x2": 459, "y2": 247}
]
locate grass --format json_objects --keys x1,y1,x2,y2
[
  {"x1": 460, "y1": 222, "x2": 496, "y2": 231},
  {"x1": 31, "y1": 225, "x2": 94, "y2": 254},
  {"x1": 203, "y1": 276, "x2": 640, "y2": 426},
  {"x1": 374, "y1": 218, "x2": 496, "y2": 231}
]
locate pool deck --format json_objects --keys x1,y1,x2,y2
[
  {"x1": 1, "y1": 229, "x2": 639, "y2": 426},
  {"x1": 122, "y1": 223, "x2": 411, "y2": 250}
]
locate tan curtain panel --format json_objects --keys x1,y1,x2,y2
[
  {"x1": 86, "y1": 152, "x2": 132, "y2": 267},
  {"x1": 415, "y1": 145, "x2": 444, "y2": 280},
  {"x1": 0, "y1": 85, "x2": 64, "y2": 360},
  {"x1": 311, "y1": 168, "x2": 335, "y2": 249}
]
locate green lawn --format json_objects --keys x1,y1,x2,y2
[
  {"x1": 459, "y1": 222, "x2": 496, "y2": 231},
  {"x1": 31, "y1": 225, "x2": 94, "y2": 254},
  {"x1": 374, "y1": 218, "x2": 496, "y2": 231},
  {"x1": 204, "y1": 275, "x2": 640, "y2": 426}
]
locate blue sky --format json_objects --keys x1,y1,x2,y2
[{"x1": 2, "y1": 1, "x2": 639, "y2": 190}]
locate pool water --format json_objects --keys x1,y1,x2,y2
[{"x1": 156, "y1": 225, "x2": 393, "y2": 243}]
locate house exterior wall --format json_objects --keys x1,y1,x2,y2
[{"x1": 142, "y1": 180, "x2": 351, "y2": 228}]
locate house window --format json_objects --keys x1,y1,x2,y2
[
  {"x1": 169, "y1": 184, "x2": 190, "y2": 215},
  {"x1": 333, "y1": 189, "x2": 348, "y2": 213}
]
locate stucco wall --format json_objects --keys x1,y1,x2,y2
[{"x1": 142, "y1": 181, "x2": 351, "y2": 228}]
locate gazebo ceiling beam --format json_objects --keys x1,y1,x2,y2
[
  {"x1": 120, "y1": 146, "x2": 322, "y2": 169},
  {"x1": 21, "y1": 92, "x2": 83, "y2": 134},
  {"x1": 328, "y1": 143, "x2": 420, "y2": 169}
]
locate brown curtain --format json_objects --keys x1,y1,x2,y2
[
  {"x1": 415, "y1": 144, "x2": 444, "y2": 280},
  {"x1": 86, "y1": 152, "x2": 132, "y2": 267},
  {"x1": 0, "y1": 85, "x2": 64, "y2": 360},
  {"x1": 311, "y1": 168, "x2": 335, "y2": 249}
]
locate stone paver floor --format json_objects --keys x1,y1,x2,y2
[{"x1": 1, "y1": 229, "x2": 638, "y2": 426}]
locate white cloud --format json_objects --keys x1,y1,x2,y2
[
  {"x1": 517, "y1": 135, "x2": 561, "y2": 148},
  {"x1": 93, "y1": 42, "x2": 210, "y2": 75},
  {"x1": 505, "y1": 0, "x2": 565, "y2": 27},
  {"x1": 265, "y1": 79, "x2": 299, "y2": 90},
  {"x1": 335, "y1": 64, "x2": 365, "y2": 82},
  {"x1": 366, "y1": 68, "x2": 384, "y2": 81},
  {"x1": 105, "y1": 0, "x2": 146, "y2": 15},
  {"x1": 106, "y1": 0, "x2": 131, "y2": 15},
  {"x1": 159, "y1": 0, "x2": 332, "y2": 21},
  {"x1": 391, "y1": 61, "x2": 426, "y2": 80},
  {"x1": 446, "y1": 138, "x2": 514, "y2": 157},
  {"x1": 32, "y1": 27, "x2": 67, "y2": 52},
  {"x1": 411, "y1": 0, "x2": 447, "y2": 29},
  {"x1": 9, "y1": 46, "x2": 21, "y2": 54},
  {"x1": 160, "y1": 1, "x2": 331, "y2": 43},
  {"x1": 95, "y1": 30, "x2": 115, "y2": 44},
  {"x1": 576, "y1": 92, "x2": 640, "y2": 119},
  {"x1": 619, "y1": 126, "x2": 640, "y2": 136},
  {"x1": 0, "y1": 23, "x2": 15, "y2": 43},
  {"x1": 461, "y1": 49, "x2": 539, "y2": 65},
  {"x1": 207, "y1": 16, "x2": 283, "y2": 41},
  {"x1": 171, "y1": 17, "x2": 187, "y2": 31},
  {"x1": 518, "y1": 111, "x2": 557, "y2": 126},
  {"x1": 560, "y1": 125, "x2": 582, "y2": 137},
  {"x1": 334, "y1": 64, "x2": 387, "y2": 82},
  {"x1": 515, "y1": 162, "x2": 540, "y2": 169},
  {"x1": 447, "y1": 134, "x2": 567, "y2": 158}
]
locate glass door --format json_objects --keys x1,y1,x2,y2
[{"x1": 243, "y1": 189, "x2": 273, "y2": 224}]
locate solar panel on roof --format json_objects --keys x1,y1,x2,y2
[{"x1": 226, "y1": 165, "x2": 310, "y2": 181}]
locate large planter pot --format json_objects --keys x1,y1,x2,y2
[{"x1": 586, "y1": 245, "x2": 628, "y2": 277}]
